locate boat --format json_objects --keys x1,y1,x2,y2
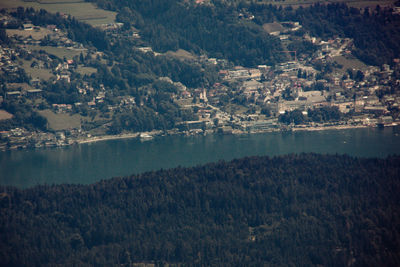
[{"x1": 139, "y1": 133, "x2": 153, "y2": 141}]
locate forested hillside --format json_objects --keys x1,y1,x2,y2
[
  {"x1": 88, "y1": 0, "x2": 400, "y2": 66},
  {"x1": 1, "y1": 154, "x2": 400, "y2": 266},
  {"x1": 88, "y1": 0, "x2": 284, "y2": 67}
]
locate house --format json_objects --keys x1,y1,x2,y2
[
  {"x1": 219, "y1": 70, "x2": 229, "y2": 79},
  {"x1": 23, "y1": 23, "x2": 34, "y2": 30},
  {"x1": 249, "y1": 69, "x2": 262, "y2": 80},
  {"x1": 332, "y1": 76, "x2": 341, "y2": 86},
  {"x1": 52, "y1": 104, "x2": 72, "y2": 113},
  {"x1": 379, "y1": 116, "x2": 393, "y2": 124},
  {"x1": 363, "y1": 105, "x2": 387, "y2": 115},
  {"x1": 257, "y1": 65, "x2": 271, "y2": 74},
  {"x1": 331, "y1": 101, "x2": 353, "y2": 113},
  {"x1": 177, "y1": 120, "x2": 207, "y2": 130},
  {"x1": 47, "y1": 25, "x2": 57, "y2": 31},
  {"x1": 181, "y1": 91, "x2": 191, "y2": 98},
  {"x1": 228, "y1": 69, "x2": 251, "y2": 80},
  {"x1": 278, "y1": 100, "x2": 308, "y2": 113},
  {"x1": 364, "y1": 95, "x2": 380, "y2": 106},
  {"x1": 88, "y1": 100, "x2": 96, "y2": 107},
  {"x1": 31, "y1": 78, "x2": 40, "y2": 88},
  {"x1": 5, "y1": 91, "x2": 21, "y2": 99},
  {"x1": 241, "y1": 80, "x2": 263, "y2": 98},
  {"x1": 137, "y1": 47, "x2": 153, "y2": 53},
  {"x1": 297, "y1": 90, "x2": 326, "y2": 104},
  {"x1": 341, "y1": 79, "x2": 355, "y2": 89},
  {"x1": 26, "y1": 89, "x2": 43, "y2": 98},
  {"x1": 244, "y1": 119, "x2": 279, "y2": 131},
  {"x1": 58, "y1": 74, "x2": 70, "y2": 83},
  {"x1": 242, "y1": 80, "x2": 263, "y2": 91}
]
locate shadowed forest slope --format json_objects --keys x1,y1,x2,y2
[{"x1": 1, "y1": 153, "x2": 400, "y2": 266}]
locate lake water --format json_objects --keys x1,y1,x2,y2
[{"x1": 1, "y1": 126, "x2": 400, "y2": 188}]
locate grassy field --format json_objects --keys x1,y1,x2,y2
[
  {"x1": 6, "y1": 28, "x2": 54, "y2": 40},
  {"x1": 0, "y1": 110, "x2": 13, "y2": 121},
  {"x1": 22, "y1": 59, "x2": 54, "y2": 80},
  {"x1": 346, "y1": 0, "x2": 396, "y2": 8},
  {"x1": 263, "y1": 23, "x2": 285, "y2": 33},
  {"x1": 223, "y1": 103, "x2": 248, "y2": 115},
  {"x1": 38, "y1": 109, "x2": 81, "y2": 130},
  {"x1": 165, "y1": 49, "x2": 196, "y2": 61},
  {"x1": 75, "y1": 66, "x2": 97, "y2": 76},
  {"x1": 333, "y1": 55, "x2": 369, "y2": 72},
  {"x1": 26, "y1": 45, "x2": 85, "y2": 60},
  {"x1": 0, "y1": 0, "x2": 116, "y2": 26}
]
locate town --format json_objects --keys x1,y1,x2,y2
[{"x1": 0, "y1": 6, "x2": 400, "y2": 151}]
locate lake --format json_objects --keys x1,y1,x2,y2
[{"x1": 1, "y1": 126, "x2": 400, "y2": 188}]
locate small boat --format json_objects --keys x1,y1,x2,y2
[{"x1": 139, "y1": 133, "x2": 153, "y2": 141}]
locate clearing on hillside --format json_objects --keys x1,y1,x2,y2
[
  {"x1": 26, "y1": 45, "x2": 86, "y2": 60},
  {"x1": 0, "y1": 0, "x2": 116, "y2": 26},
  {"x1": 165, "y1": 49, "x2": 196, "y2": 61},
  {"x1": 263, "y1": 23, "x2": 285, "y2": 34},
  {"x1": 0, "y1": 110, "x2": 13, "y2": 121},
  {"x1": 38, "y1": 109, "x2": 81, "y2": 131},
  {"x1": 75, "y1": 66, "x2": 97, "y2": 76},
  {"x1": 22, "y1": 60, "x2": 54, "y2": 81},
  {"x1": 6, "y1": 28, "x2": 54, "y2": 40},
  {"x1": 333, "y1": 55, "x2": 369, "y2": 72}
]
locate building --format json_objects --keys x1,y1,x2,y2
[
  {"x1": 341, "y1": 79, "x2": 355, "y2": 89},
  {"x1": 26, "y1": 89, "x2": 43, "y2": 98},
  {"x1": 243, "y1": 119, "x2": 279, "y2": 131},
  {"x1": 5, "y1": 91, "x2": 21, "y2": 99},
  {"x1": 23, "y1": 23, "x2": 34, "y2": 30}
]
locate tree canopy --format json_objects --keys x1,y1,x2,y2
[{"x1": 1, "y1": 153, "x2": 400, "y2": 266}]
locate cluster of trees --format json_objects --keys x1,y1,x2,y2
[
  {"x1": 108, "y1": 103, "x2": 196, "y2": 134},
  {"x1": 1, "y1": 153, "x2": 400, "y2": 265},
  {"x1": 0, "y1": 99, "x2": 47, "y2": 130},
  {"x1": 0, "y1": 28, "x2": 10, "y2": 44},
  {"x1": 307, "y1": 106, "x2": 342, "y2": 123},
  {"x1": 279, "y1": 106, "x2": 342, "y2": 125},
  {"x1": 44, "y1": 80, "x2": 82, "y2": 105}
]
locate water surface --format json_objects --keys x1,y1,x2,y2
[{"x1": 1, "y1": 127, "x2": 399, "y2": 188}]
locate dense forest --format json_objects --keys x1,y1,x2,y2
[{"x1": 1, "y1": 153, "x2": 400, "y2": 266}]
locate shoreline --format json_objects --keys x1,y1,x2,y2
[
  {"x1": 291, "y1": 124, "x2": 369, "y2": 132},
  {"x1": 77, "y1": 133, "x2": 140, "y2": 144},
  {"x1": 1, "y1": 123, "x2": 397, "y2": 152},
  {"x1": 75, "y1": 124, "x2": 384, "y2": 145}
]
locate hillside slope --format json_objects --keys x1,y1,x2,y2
[{"x1": 1, "y1": 153, "x2": 400, "y2": 266}]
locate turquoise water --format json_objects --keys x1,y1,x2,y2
[{"x1": 1, "y1": 127, "x2": 400, "y2": 188}]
